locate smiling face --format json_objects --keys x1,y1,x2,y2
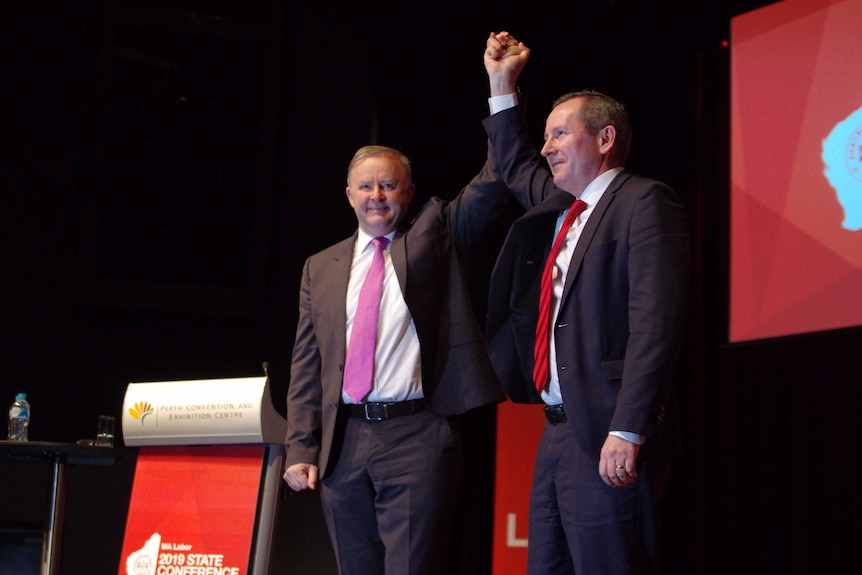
[
  {"x1": 540, "y1": 97, "x2": 614, "y2": 195},
  {"x1": 346, "y1": 152, "x2": 415, "y2": 236}
]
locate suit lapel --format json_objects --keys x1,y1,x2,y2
[
  {"x1": 559, "y1": 171, "x2": 629, "y2": 304},
  {"x1": 390, "y1": 230, "x2": 408, "y2": 296},
  {"x1": 320, "y1": 236, "x2": 356, "y2": 355}
]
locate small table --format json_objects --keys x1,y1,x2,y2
[{"x1": 0, "y1": 441, "x2": 129, "y2": 575}]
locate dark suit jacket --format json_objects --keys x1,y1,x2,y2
[
  {"x1": 285, "y1": 156, "x2": 508, "y2": 477},
  {"x1": 483, "y1": 107, "x2": 691, "y2": 459}
]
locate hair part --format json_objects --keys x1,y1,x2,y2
[
  {"x1": 552, "y1": 90, "x2": 632, "y2": 164},
  {"x1": 347, "y1": 145, "x2": 413, "y2": 185}
]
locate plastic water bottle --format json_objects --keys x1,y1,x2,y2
[{"x1": 7, "y1": 393, "x2": 30, "y2": 441}]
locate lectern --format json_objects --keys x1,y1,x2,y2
[{"x1": 117, "y1": 376, "x2": 285, "y2": 575}]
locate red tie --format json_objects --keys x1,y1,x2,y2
[{"x1": 533, "y1": 200, "x2": 588, "y2": 393}]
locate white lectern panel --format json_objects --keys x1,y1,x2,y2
[{"x1": 122, "y1": 376, "x2": 285, "y2": 446}]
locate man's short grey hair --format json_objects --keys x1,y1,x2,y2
[
  {"x1": 552, "y1": 90, "x2": 632, "y2": 165},
  {"x1": 347, "y1": 145, "x2": 412, "y2": 185}
]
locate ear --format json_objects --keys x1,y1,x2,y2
[
  {"x1": 598, "y1": 125, "x2": 616, "y2": 155},
  {"x1": 345, "y1": 186, "x2": 356, "y2": 208}
]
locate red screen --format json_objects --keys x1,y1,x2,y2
[{"x1": 729, "y1": 0, "x2": 862, "y2": 342}]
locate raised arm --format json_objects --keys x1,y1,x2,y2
[{"x1": 483, "y1": 31, "x2": 558, "y2": 210}]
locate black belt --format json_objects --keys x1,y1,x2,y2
[
  {"x1": 543, "y1": 404, "x2": 567, "y2": 424},
  {"x1": 343, "y1": 399, "x2": 427, "y2": 421}
]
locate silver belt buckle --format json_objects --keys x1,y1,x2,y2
[{"x1": 364, "y1": 403, "x2": 386, "y2": 421}]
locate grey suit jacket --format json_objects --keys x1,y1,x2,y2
[
  {"x1": 285, "y1": 156, "x2": 508, "y2": 477},
  {"x1": 484, "y1": 107, "x2": 691, "y2": 458}
]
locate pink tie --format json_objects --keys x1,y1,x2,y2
[
  {"x1": 533, "y1": 200, "x2": 588, "y2": 393},
  {"x1": 343, "y1": 237, "x2": 390, "y2": 403}
]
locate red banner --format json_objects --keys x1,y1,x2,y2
[
  {"x1": 491, "y1": 402, "x2": 544, "y2": 575},
  {"x1": 118, "y1": 445, "x2": 264, "y2": 575}
]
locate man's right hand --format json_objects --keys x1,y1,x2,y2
[
  {"x1": 283, "y1": 462, "x2": 319, "y2": 491},
  {"x1": 484, "y1": 31, "x2": 530, "y2": 97}
]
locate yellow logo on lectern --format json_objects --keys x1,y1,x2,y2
[{"x1": 129, "y1": 401, "x2": 154, "y2": 424}]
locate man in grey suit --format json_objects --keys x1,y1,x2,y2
[
  {"x1": 482, "y1": 32, "x2": 691, "y2": 575},
  {"x1": 282, "y1": 144, "x2": 507, "y2": 575}
]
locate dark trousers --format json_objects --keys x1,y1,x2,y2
[
  {"x1": 320, "y1": 410, "x2": 462, "y2": 575},
  {"x1": 527, "y1": 419, "x2": 659, "y2": 575}
]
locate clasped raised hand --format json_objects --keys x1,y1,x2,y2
[{"x1": 484, "y1": 31, "x2": 530, "y2": 97}]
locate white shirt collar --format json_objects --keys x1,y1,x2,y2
[
  {"x1": 355, "y1": 229, "x2": 395, "y2": 252},
  {"x1": 578, "y1": 167, "x2": 623, "y2": 207}
]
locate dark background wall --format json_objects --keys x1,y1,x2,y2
[{"x1": 2, "y1": 0, "x2": 860, "y2": 574}]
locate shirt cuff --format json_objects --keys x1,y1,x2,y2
[
  {"x1": 488, "y1": 92, "x2": 518, "y2": 115},
  {"x1": 609, "y1": 430, "x2": 646, "y2": 445}
]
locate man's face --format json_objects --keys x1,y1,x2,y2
[
  {"x1": 540, "y1": 98, "x2": 606, "y2": 195},
  {"x1": 346, "y1": 154, "x2": 415, "y2": 236}
]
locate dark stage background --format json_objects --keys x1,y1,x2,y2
[{"x1": 2, "y1": 1, "x2": 860, "y2": 574}]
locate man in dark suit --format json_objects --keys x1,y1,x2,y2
[
  {"x1": 482, "y1": 32, "x2": 691, "y2": 574},
  {"x1": 282, "y1": 144, "x2": 507, "y2": 575}
]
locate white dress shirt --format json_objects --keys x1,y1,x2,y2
[{"x1": 342, "y1": 229, "x2": 423, "y2": 404}]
